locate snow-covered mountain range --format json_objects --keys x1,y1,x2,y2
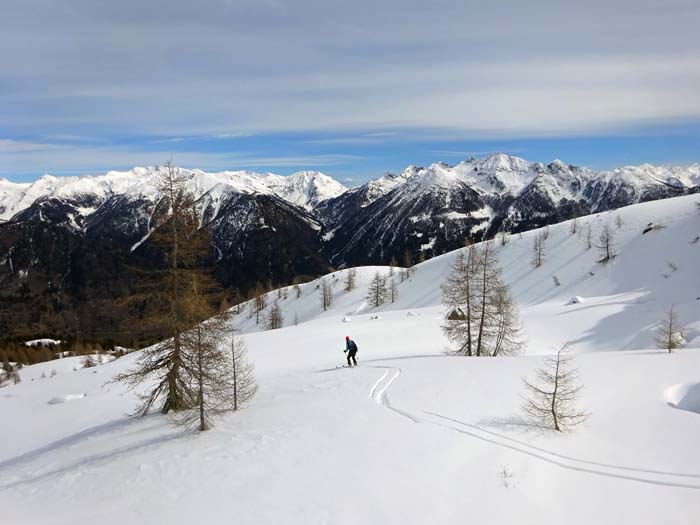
[
  {"x1": 1, "y1": 154, "x2": 698, "y2": 341},
  {"x1": 0, "y1": 167, "x2": 347, "y2": 221}
]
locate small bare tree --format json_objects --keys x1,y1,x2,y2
[
  {"x1": 389, "y1": 257, "x2": 398, "y2": 276},
  {"x1": 522, "y1": 345, "x2": 588, "y2": 432},
  {"x1": 531, "y1": 232, "x2": 545, "y2": 268},
  {"x1": 177, "y1": 311, "x2": 235, "y2": 432},
  {"x1": 266, "y1": 300, "x2": 284, "y2": 330},
  {"x1": 570, "y1": 217, "x2": 578, "y2": 235},
  {"x1": 253, "y1": 282, "x2": 268, "y2": 324},
  {"x1": 402, "y1": 249, "x2": 413, "y2": 280},
  {"x1": 367, "y1": 271, "x2": 387, "y2": 307},
  {"x1": 344, "y1": 268, "x2": 357, "y2": 292},
  {"x1": 442, "y1": 249, "x2": 477, "y2": 356},
  {"x1": 499, "y1": 222, "x2": 509, "y2": 246},
  {"x1": 584, "y1": 223, "x2": 592, "y2": 249},
  {"x1": 230, "y1": 331, "x2": 257, "y2": 411},
  {"x1": 319, "y1": 278, "x2": 332, "y2": 311},
  {"x1": 389, "y1": 277, "x2": 399, "y2": 303},
  {"x1": 596, "y1": 222, "x2": 616, "y2": 262},
  {"x1": 491, "y1": 285, "x2": 523, "y2": 357},
  {"x1": 615, "y1": 214, "x2": 623, "y2": 229},
  {"x1": 655, "y1": 305, "x2": 684, "y2": 353}
]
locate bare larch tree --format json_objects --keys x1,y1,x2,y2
[
  {"x1": 522, "y1": 345, "x2": 588, "y2": 431},
  {"x1": 116, "y1": 163, "x2": 215, "y2": 415},
  {"x1": 176, "y1": 283, "x2": 236, "y2": 431},
  {"x1": 389, "y1": 277, "x2": 399, "y2": 303},
  {"x1": 596, "y1": 221, "x2": 616, "y2": 262},
  {"x1": 344, "y1": 268, "x2": 357, "y2": 292},
  {"x1": 655, "y1": 305, "x2": 684, "y2": 353},
  {"x1": 367, "y1": 271, "x2": 388, "y2": 307},
  {"x1": 319, "y1": 278, "x2": 332, "y2": 311},
  {"x1": 230, "y1": 330, "x2": 257, "y2": 411},
  {"x1": 442, "y1": 241, "x2": 522, "y2": 357},
  {"x1": 531, "y1": 231, "x2": 545, "y2": 268},
  {"x1": 266, "y1": 300, "x2": 284, "y2": 330}
]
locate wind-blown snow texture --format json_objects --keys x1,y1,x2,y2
[{"x1": 2, "y1": 194, "x2": 699, "y2": 524}]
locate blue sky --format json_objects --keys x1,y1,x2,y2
[{"x1": 2, "y1": 0, "x2": 699, "y2": 184}]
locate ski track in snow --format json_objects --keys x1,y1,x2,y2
[
  {"x1": 367, "y1": 357, "x2": 700, "y2": 490},
  {"x1": 368, "y1": 365, "x2": 421, "y2": 423}
]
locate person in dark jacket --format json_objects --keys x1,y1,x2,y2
[{"x1": 344, "y1": 336, "x2": 358, "y2": 367}]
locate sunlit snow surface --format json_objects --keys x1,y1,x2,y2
[{"x1": 1, "y1": 195, "x2": 699, "y2": 524}]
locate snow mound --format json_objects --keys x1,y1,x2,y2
[
  {"x1": 47, "y1": 393, "x2": 87, "y2": 405},
  {"x1": 406, "y1": 311, "x2": 420, "y2": 317},
  {"x1": 342, "y1": 316, "x2": 352, "y2": 323},
  {"x1": 665, "y1": 383, "x2": 700, "y2": 415},
  {"x1": 567, "y1": 296, "x2": 584, "y2": 305}
]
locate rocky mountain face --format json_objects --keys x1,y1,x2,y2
[{"x1": 1, "y1": 155, "x2": 698, "y2": 341}]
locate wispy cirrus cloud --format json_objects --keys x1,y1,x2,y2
[{"x1": 1, "y1": 0, "x2": 699, "y2": 179}]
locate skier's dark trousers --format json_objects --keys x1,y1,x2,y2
[{"x1": 345, "y1": 336, "x2": 358, "y2": 366}]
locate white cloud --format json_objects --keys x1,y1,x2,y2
[{"x1": 0, "y1": 0, "x2": 698, "y2": 173}]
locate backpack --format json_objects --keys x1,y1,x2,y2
[{"x1": 349, "y1": 340, "x2": 358, "y2": 353}]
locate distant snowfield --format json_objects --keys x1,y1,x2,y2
[{"x1": 2, "y1": 195, "x2": 699, "y2": 524}]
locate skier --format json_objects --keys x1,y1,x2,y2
[{"x1": 344, "y1": 336, "x2": 358, "y2": 367}]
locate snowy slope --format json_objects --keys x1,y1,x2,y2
[
  {"x1": 1, "y1": 195, "x2": 700, "y2": 524},
  {"x1": 238, "y1": 193, "x2": 700, "y2": 353}
]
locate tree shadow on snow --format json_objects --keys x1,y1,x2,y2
[{"x1": 0, "y1": 414, "x2": 188, "y2": 491}]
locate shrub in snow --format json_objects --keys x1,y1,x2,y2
[
  {"x1": 567, "y1": 296, "x2": 584, "y2": 305},
  {"x1": 81, "y1": 354, "x2": 96, "y2": 368}
]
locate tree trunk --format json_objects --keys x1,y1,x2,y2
[
  {"x1": 551, "y1": 352, "x2": 561, "y2": 431},
  {"x1": 232, "y1": 334, "x2": 238, "y2": 411},
  {"x1": 475, "y1": 243, "x2": 490, "y2": 356}
]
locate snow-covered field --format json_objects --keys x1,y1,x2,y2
[{"x1": 2, "y1": 195, "x2": 699, "y2": 524}]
